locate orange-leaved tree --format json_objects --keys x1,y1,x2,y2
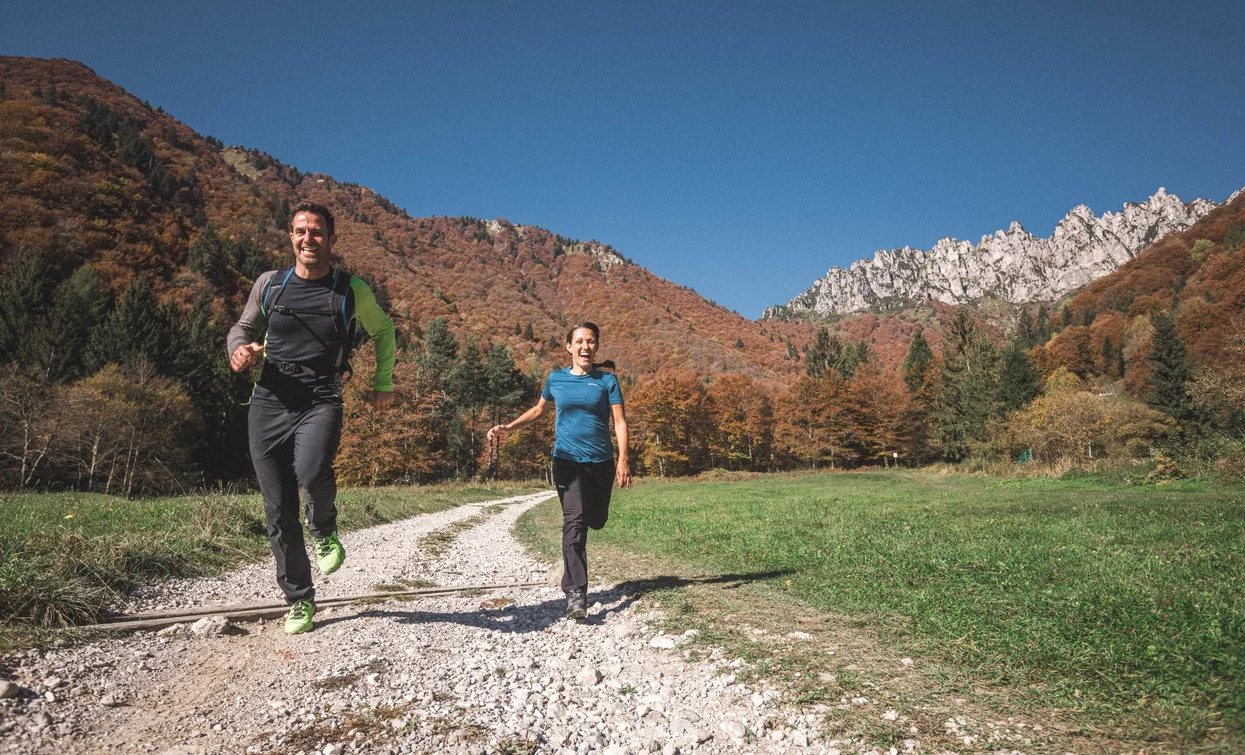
[
  {"x1": 629, "y1": 373, "x2": 712, "y2": 477},
  {"x1": 705, "y1": 373, "x2": 775, "y2": 471},
  {"x1": 774, "y1": 372, "x2": 851, "y2": 469}
]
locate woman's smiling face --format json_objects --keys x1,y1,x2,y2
[{"x1": 566, "y1": 327, "x2": 599, "y2": 370}]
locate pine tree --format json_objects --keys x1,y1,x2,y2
[
  {"x1": 1102, "y1": 336, "x2": 1114, "y2": 376},
  {"x1": 238, "y1": 236, "x2": 270, "y2": 281},
  {"x1": 484, "y1": 344, "x2": 533, "y2": 428},
  {"x1": 1015, "y1": 308, "x2": 1039, "y2": 348},
  {"x1": 927, "y1": 310, "x2": 1001, "y2": 460},
  {"x1": 187, "y1": 224, "x2": 229, "y2": 284},
  {"x1": 173, "y1": 293, "x2": 250, "y2": 480},
  {"x1": 1146, "y1": 312, "x2": 1194, "y2": 423},
  {"x1": 804, "y1": 327, "x2": 832, "y2": 378},
  {"x1": 900, "y1": 329, "x2": 934, "y2": 393},
  {"x1": 417, "y1": 317, "x2": 459, "y2": 392},
  {"x1": 448, "y1": 339, "x2": 489, "y2": 477},
  {"x1": 523, "y1": 322, "x2": 534, "y2": 341},
  {"x1": 1035, "y1": 304, "x2": 1050, "y2": 343},
  {"x1": 28, "y1": 264, "x2": 106, "y2": 383},
  {"x1": 1226, "y1": 222, "x2": 1244, "y2": 253},
  {"x1": 83, "y1": 274, "x2": 178, "y2": 374},
  {"x1": 0, "y1": 249, "x2": 55, "y2": 369},
  {"x1": 997, "y1": 338, "x2": 1040, "y2": 412}
]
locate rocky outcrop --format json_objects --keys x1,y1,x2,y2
[{"x1": 764, "y1": 188, "x2": 1222, "y2": 319}]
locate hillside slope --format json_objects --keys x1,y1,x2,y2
[{"x1": 0, "y1": 56, "x2": 805, "y2": 384}]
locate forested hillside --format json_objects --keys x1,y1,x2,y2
[
  {"x1": 0, "y1": 56, "x2": 806, "y2": 491},
  {"x1": 1, "y1": 56, "x2": 1240, "y2": 492}
]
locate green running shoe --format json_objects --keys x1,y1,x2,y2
[
  {"x1": 283, "y1": 599, "x2": 315, "y2": 634},
  {"x1": 315, "y1": 531, "x2": 345, "y2": 575}
]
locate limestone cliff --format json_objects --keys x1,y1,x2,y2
[{"x1": 764, "y1": 188, "x2": 1222, "y2": 319}]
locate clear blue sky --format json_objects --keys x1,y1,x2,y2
[{"x1": 6, "y1": 1, "x2": 1244, "y2": 317}]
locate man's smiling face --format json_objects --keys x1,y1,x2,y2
[{"x1": 289, "y1": 210, "x2": 335, "y2": 274}]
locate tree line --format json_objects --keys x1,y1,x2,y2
[{"x1": 2, "y1": 242, "x2": 1237, "y2": 494}]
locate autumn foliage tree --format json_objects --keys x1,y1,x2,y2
[
  {"x1": 629, "y1": 374, "x2": 712, "y2": 477},
  {"x1": 705, "y1": 373, "x2": 774, "y2": 471},
  {"x1": 774, "y1": 373, "x2": 851, "y2": 469}
]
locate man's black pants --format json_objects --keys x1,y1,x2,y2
[
  {"x1": 554, "y1": 457, "x2": 615, "y2": 594},
  {"x1": 248, "y1": 397, "x2": 342, "y2": 604}
]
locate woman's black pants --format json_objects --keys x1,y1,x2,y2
[{"x1": 553, "y1": 457, "x2": 615, "y2": 594}]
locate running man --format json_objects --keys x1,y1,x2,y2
[{"x1": 227, "y1": 202, "x2": 395, "y2": 634}]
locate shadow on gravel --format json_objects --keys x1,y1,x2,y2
[{"x1": 319, "y1": 570, "x2": 794, "y2": 634}]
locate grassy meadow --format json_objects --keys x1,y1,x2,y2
[
  {"x1": 0, "y1": 481, "x2": 540, "y2": 642},
  {"x1": 518, "y1": 470, "x2": 1244, "y2": 746}
]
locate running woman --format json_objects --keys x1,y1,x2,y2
[
  {"x1": 227, "y1": 202, "x2": 395, "y2": 634},
  {"x1": 487, "y1": 322, "x2": 631, "y2": 619}
]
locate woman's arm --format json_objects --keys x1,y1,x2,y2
[
  {"x1": 487, "y1": 397, "x2": 550, "y2": 441},
  {"x1": 611, "y1": 402, "x2": 631, "y2": 488}
]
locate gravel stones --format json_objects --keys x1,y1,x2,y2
[
  {"x1": 189, "y1": 616, "x2": 231, "y2": 637},
  {"x1": 0, "y1": 488, "x2": 979, "y2": 754},
  {"x1": 0, "y1": 681, "x2": 18, "y2": 699}
]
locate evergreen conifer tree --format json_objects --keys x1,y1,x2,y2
[
  {"x1": 417, "y1": 317, "x2": 459, "y2": 391},
  {"x1": 29, "y1": 264, "x2": 105, "y2": 383},
  {"x1": 804, "y1": 327, "x2": 832, "y2": 378},
  {"x1": 997, "y1": 338, "x2": 1041, "y2": 412},
  {"x1": 0, "y1": 249, "x2": 54, "y2": 369},
  {"x1": 1035, "y1": 304, "x2": 1050, "y2": 343},
  {"x1": 187, "y1": 224, "x2": 229, "y2": 284},
  {"x1": 1145, "y1": 312, "x2": 1194, "y2": 423},
  {"x1": 83, "y1": 274, "x2": 178, "y2": 374},
  {"x1": 900, "y1": 329, "x2": 934, "y2": 393},
  {"x1": 928, "y1": 310, "x2": 1001, "y2": 460}
]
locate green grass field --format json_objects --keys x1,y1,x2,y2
[
  {"x1": 518, "y1": 470, "x2": 1244, "y2": 743},
  {"x1": 0, "y1": 481, "x2": 539, "y2": 639}
]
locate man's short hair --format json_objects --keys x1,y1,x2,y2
[{"x1": 290, "y1": 202, "x2": 335, "y2": 237}]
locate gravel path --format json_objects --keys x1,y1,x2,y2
[{"x1": 0, "y1": 491, "x2": 858, "y2": 755}]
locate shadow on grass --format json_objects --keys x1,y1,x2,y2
[{"x1": 316, "y1": 569, "x2": 795, "y2": 634}]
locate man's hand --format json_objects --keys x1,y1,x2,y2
[
  {"x1": 372, "y1": 391, "x2": 393, "y2": 411},
  {"x1": 230, "y1": 343, "x2": 264, "y2": 372},
  {"x1": 487, "y1": 424, "x2": 507, "y2": 442},
  {"x1": 616, "y1": 459, "x2": 632, "y2": 489}
]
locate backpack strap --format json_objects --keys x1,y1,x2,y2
[
  {"x1": 261, "y1": 268, "x2": 295, "y2": 317},
  {"x1": 329, "y1": 270, "x2": 362, "y2": 380}
]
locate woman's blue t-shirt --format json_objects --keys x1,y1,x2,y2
[{"x1": 542, "y1": 367, "x2": 624, "y2": 463}]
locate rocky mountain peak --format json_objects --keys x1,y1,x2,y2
[{"x1": 763, "y1": 187, "x2": 1226, "y2": 320}]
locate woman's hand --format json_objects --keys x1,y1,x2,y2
[{"x1": 615, "y1": 459, "x2": 632, "y2": 488}]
